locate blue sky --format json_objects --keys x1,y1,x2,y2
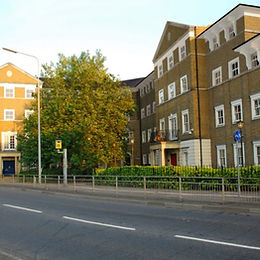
[{"x1": 0, "y1": 0, "x2": 259, "y2": 80}]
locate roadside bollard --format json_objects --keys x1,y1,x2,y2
[
  {"x1": 92, "y1": 176, "x2": 95, "y2": 192},
  {"x1": 73, "y1": 176, "x2": 76, "y2": 191}
]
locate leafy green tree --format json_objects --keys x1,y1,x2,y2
[{"x1": 17, "y1": 51, "x2": 134, "y2": 169}]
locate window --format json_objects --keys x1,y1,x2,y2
[
  {"x1": 146, "y1": 84, "x2": 150, "y2": 93},
  {"x1": 146, "y1": 105, "x2": 151, "y2": 117},
  {"x1": 140, "y1": 88, "x2": 144, "y2": 97},
  {"x1": 147, "y1": 128, "x2": 152, "y2": 143},
  {"x1": 180, "y1": 75, "x2": 188, "y2": 93},
  {"x1": 168, "y1": 55, "x2": 174, "y2": 69},
  {"x1": 228, "y1": 24, "x2": 236, "y2": 39},
  {"x1": 215, "y1": 105, "x2": 225, "y2": 127},
  {"x1": 25, "y1": 86, "x2": 36, "y2": 99},
  {"x1": 143, "y1": 154, "x2": 147, "y2": 165},
  {"x1": 25, "y1": 110, "x2": 34, "y2": 119},
  {"x1": 2, "y1": 132, "x2": 17, "y2": 150},
  {"x1": 251, "y1": 93, "x2": 260, "y2": 120},
  {"x1": 253, "y1": 141, "x2": 260, "y2": 165},
  {"x1": 4, "y1": 109, "x2": 15, "y2": 120},
  {"x1": 168, "y1": 114, "x2": 178, "y2": 140},
  {"x1": 159, "y1": 89, "x2": 164, "y2": 104},
  {"x1": 233, "y1": 142, "x2": 245, "y2": 167},
  {"x1": 158, "y1": 64, "x2": 163, "y2": 78},
  {"x1": 212, "y1": 66, "x2": 222, "y2": 86},
  {"x1": 4, "y1": 86, "x2": 15, "y2": 98},
  {"x1": 216, "y1": 145, "x2": 227, "y2": 167},
  {"x1": 168, "y1": 82, "x2": 176, "y2": 100},
  {"x1": 148, "y1": 153, "x2": 152, "y2": 165},
  {"x1": 159, "y1": 118, "x2": 165, "y2": 131},
  {"x1": 182, "y1": 109, "x2": 190, "y2": 134},
  {"x1": 231, "y1": 99, "x2": 243, "y2": 124},
  {"x1": 213, "y1": 37, "x2": 219, "y2": 49},
  {"x1": 152, "y1": 101, "x2": 156, "y2": 113},
  {"x1": 228, "y1": 57, "x2": 240, "y2": 78},
  {"x1": 180, "y1": 45, "x2": 186, "y2": 60},
  {"x1": 141, "y1": 108, "x2": 145, "y2": 119},
  {"x1": 251, "y1": 52, "x2": 259, "y2": 68},
  {"x1": 183, "y1": 151, "x2": 189, "y2": 166},
  {"x1": 142, "y1": 131, "x2": 146, "y2": 143}
]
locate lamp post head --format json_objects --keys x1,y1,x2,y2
[
  {"x1": 130, "y1": 138, "x2": 134, "y2": 144},
  {"x1": 237, "y1": 120, "x2": 244, "y2": 129},
  {"x1": 2, "y1": 47, "x2": 18, "y2": 54}
]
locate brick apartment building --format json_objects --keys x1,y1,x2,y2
[
  {"x1": 0, "y1": 63, "x2": 41, "y2": 175},
  {"x1": 127, "y1": 3, "x2": 260, "y2": 167}
]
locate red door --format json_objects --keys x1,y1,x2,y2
[{"x1": 170, "y1": 154, "x2": 177, "y2": 166}]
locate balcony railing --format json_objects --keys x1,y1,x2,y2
[{"x1": 150, "y1": 129, "x2": 179, "y2": 143}]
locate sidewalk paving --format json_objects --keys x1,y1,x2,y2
[{"x1": 0, "y1": 182, "x2": 260, "y2": 214}]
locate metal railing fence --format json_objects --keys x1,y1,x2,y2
[{"x1": 1, "y1": 174, "x2": 259, "y2": 202}]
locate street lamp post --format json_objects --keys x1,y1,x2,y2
[
  {"x1": 131, "y1": 138, "x2": 134, "y2": 165},
  {"x1": 3, "y1": 48, "x2": 42, "y2": 183},
  {"x1": 237, "y1": 120, "x2": 244, "y2": 167}
]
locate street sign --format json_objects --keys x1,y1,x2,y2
[
  {"x1": 233, "y1": 130, "x2": 241, "y2": 141},
  {"x1": 55, "y1": 140, "x2": 62, "y2": 149}
]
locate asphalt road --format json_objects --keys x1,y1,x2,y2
[{"x1": 0, "y1": 187, "x2": 259, "y2": 260}]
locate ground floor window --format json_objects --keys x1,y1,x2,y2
[
  {"x1": 216, "y1": 145, "x2": 227, "y2": 167},
  {"x1": 233, "y1": 142, "x2": 245, "y2": 166},
  {"x1": 253, "y1": 141, "x2": 260, "y2": 166},
  {"x1": 2, "y1": 132, "x2": 17, "y2": 150}
]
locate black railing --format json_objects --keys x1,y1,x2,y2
[{"x1": 150, "y1": 129, "x2": 179, "y2": 143}]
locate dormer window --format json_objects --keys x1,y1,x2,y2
[
  {"x1": 180, "y1": 45, "x2": 186, "y2": 60},
  {"x1": 213, "y1": 37, "x2": 219, "y2": 49},
  {"x1": 168, "y1": 55, "x2": 174, "y2": 69},
  {"x1": 158, "y1": 64, "x2": 163, "y2": 78},
  {"x1": 228, "y1": 24, "x2": 235, "y2": 40},
  {"x1": 251, "y1": 52, "x2": 259, "y2": 68}
]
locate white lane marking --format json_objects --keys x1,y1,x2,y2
[
  {"x1": 175, "y1": 235, "x2": 260, "y2": 250},
  {"x1": 63, "y1": 216, "x2": 136, "y2": 231},
  {"x1": 3, "y1": 204, "x2": 42, "y2": 214}
]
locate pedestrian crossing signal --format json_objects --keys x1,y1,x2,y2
[{"x1": 55, "y1": 140, "x2": 62, "y2": 149}]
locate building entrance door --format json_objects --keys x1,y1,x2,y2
[
  {"x1": 170, "y1": 154, "x2": 177, "y2": 166},
  {"x1": 3, "y1": 160, "x2": 15, "y2": 175}
]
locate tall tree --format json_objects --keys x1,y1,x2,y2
[{"x1": 17, "y1": 51, "x2": 134, "y2": 169}]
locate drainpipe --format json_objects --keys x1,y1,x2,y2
[{"x1": 194, "y1": 26, "x2": 203, "y2": 167}]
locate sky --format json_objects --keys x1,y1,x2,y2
[{"x1": 0, "y1": 0, "x2": 259, "y2": 80}]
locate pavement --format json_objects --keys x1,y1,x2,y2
[{"x1": 0, "y1": 181, "x2": 259, "y2": 215}]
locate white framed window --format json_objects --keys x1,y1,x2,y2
[
  {"x1": 183, "y1": 151, "x2": 189, "y2": 166},
  {"x1": 168, "y1": 82, "x2": 176, "y2": 100},
  {"x1": 180, "y1": 45, "x2": 186, "y2": 60},
  {"x1": 147, "y1": 128, "x2": 152, "y2": 143},
  {"x1": 253, "y1": 141, "x2": 260, "y2": 166},
  {"x1": 152, "y1": 101, "x2": 156, "y2": 113},
  {"x1": 25, "y1": 109, "x2": 34, "y2": 119},
  {"x1": 213, "y1": 37, "x2": 219, "y2": 49},
  {"x1": 159, "y1": 89, "x2": 164, "y2": 104},
  {"x1": 251, "y1": 52, "x2": 259, "y2": 68},
  {"x1": 216, "y1": 145, "x2": 227, "y2": 167},
  {"x1": 146, "y1": 105, "x2": 151, "y2": 117},
  {"x1": 141, "y1": 108, "x2": 145, "y2": 119},
  {"x1": 168, "y1": 55, "x2": 174, "y2": 69},
  {"x1": 251, "y1": 92, "x2": 260, "y2": 120},
  {"x1": 180, "y1": 75, "x2": 188, "y2": 93},
  {"x1": 159, "y1": 118, "x2": 165, "y2": 131},
  {"x1": 215, "y1": 105, "x2": 225, "y2": 127},
  {"x1": 168, "y1": 113, "x2": 178, "y2": 140},
  {"x1": 231, "y1": 99, "x2": 243, "y2": 124},
  {"x1": 233, "y1": 142, "x2": 245, "y2": 167},
  {"x1": 212, "y1": 66, "x2": 222, "y2": 86},
  {"x1": 158, "y1": 64, "x2": 163, "y2": 78},
  {"x1": 142, "y1": 131, "x2": 146, "y2": 143},
  {"x1": 228, "y1": 57, "x2": 240, "y2": 79},
  {"x1": 228, "y1": 24, "x2": 236, "y2": 40},
  {"x1": 2, "y1": 132, "x2": 17, "y2": 150},
  {"x1": 4, "y1": 109, "x2": 15, "y2": 121},
  {"x1": 25, "y1": 86, "x2": 36, "y2": 99},
  {"x1": 182, "y1": 109, "x2": 190, "y2": 134},
  {"x1": 4, "y1": 86, "x2": 15, "y2": 98}
]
